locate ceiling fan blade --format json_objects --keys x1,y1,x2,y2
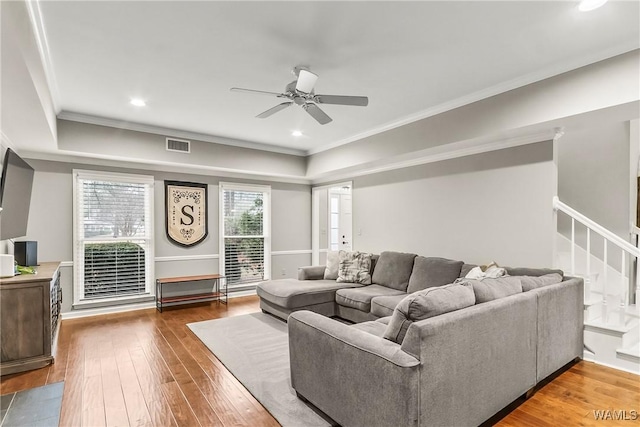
[
  {"x1": 231, "y1": 87, "x2": 281, "y2": 97},
  {"x1": 303, "y1": 103, "x2": 332, "y2": 125},
  {"x1": 256, "y1": 102, "x2": 293, "y2": 118},
  {"x1": 295, "y1": 69, "x2": 318, "y2": 94},
  {"x1": 314, "y1": 94, "x2": 369, "y2": 106}
]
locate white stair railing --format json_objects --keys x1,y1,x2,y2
[{"x1": 554, "y1": 197, "x2": 640, "y2": 325}]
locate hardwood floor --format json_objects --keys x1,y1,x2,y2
[{"x1": 0, "y1": 295, "x2": 638, "y2": 427}]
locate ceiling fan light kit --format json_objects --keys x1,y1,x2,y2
[{"x1": 231, "y1": 67, "x2": 369, "y2": 125}]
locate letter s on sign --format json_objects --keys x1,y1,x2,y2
[{"x1": 181, "y1": 205, "x2": 195, "y2": 225}]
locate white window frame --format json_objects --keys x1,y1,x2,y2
[
  {"x1": 219, "y1": 182, "x2": 271, "y2": 287},
  {"x1": 72, "y1": 169, "x2": 155, "y2": 306}
]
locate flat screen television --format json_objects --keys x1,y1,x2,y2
[{"x1": 0, "y1": 148, "x2": 35, "y2": 240}]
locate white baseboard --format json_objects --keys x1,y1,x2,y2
[
  {"x1": 582, "y1": 356, "x2": 640, "y2": 376},
  {"x1": 60, "y1": 289, "x2": 257, "y2": 320},
  {"x1": 61, "y1": 301, "x2": 157, "y2": 320}
]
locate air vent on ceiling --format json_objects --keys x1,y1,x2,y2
[{"x1": 166, "y1": 137, "x2": 190, "y2": 153}]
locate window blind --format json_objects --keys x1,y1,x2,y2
[
  {"x1": 221, "y1": 185, "x2": 270, "y2": 286},
  {"x1": 74, "y1": 172, "x2": 154, "y2": 303}
]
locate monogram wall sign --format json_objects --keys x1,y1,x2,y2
[{"x1": 165, "y1": 181, "x2": 208, "y2": 247}]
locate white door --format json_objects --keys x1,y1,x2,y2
[
  {"x1": 329, "y1": 189, "x2": 352, "y2": 252},
  {"x1": 339, "y1": 194, "x2": 352, "y2": 251}
]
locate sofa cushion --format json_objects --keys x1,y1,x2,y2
[
  {"x1": 463, "y1": 277, "x2": 523, "y2": 303},
  {"x1": 407, "y1": 256, "x2": 464, "y2": 294},
  {"x1": 335, "y1": 285, "x2": 406, "y2": 312},
  {"x1": 383, "y1": 283, "x2": 476, "y2": 344},
  {"x1": 337, "y1": 251, "x2": 373, "y2": 285},
  {"x1": 350, "y1": 320, "x2": 388, "y2": 338},
  {"x1": 323, "y1": 251, "x2": 339, "y2": 280},
  {"x1": 370, "y1": 294, "x2": 407, "y2": 317},
  {"x1": 256, "y1": 279, "x2": 363, "y2": 309},
  {"x1": 506, "y1": 267, "x2": 564, "y2": 277},
  {"x1": 371, "y1": 251, "x2": 417, "y2": 291},
  {"x1": 519, "y1": 273, "x2": 563, "y2": 292}
]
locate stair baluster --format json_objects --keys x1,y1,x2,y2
[
  {"x1": 586, "y1": 228, "x2": 591, "y2": 298},
  {"x1": 603, "y1": 240, "x2": 608, "y2": 323}
]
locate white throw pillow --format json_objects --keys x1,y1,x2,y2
[
  {"x1": 465, "y1": 262, "x2": 507, "y2": 280},
  {"x1": 324, "y1": 251, "x2": 340, "y2": 280},
  {"x1": 336, "y1": 251, "x2": 372, "y2": 285}
]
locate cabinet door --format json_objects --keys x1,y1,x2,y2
[{"x1": 0, "y1": 285, "x2": 45, "y2": 362}]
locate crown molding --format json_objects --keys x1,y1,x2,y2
[
  {"x1": 306, "y1": 43, "x2": 640, "y2": 156},
  {"x1": 26, "y1": 0, "x2": 61, "y2": 113},
  {"x1": 57, "y1": 111, "x2": 307, "y2": 157}
]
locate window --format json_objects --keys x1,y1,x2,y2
[
  {"x1": 329, "y1": 194, "x2": 340, "y2": 251},
  {"x1": 220, "y1": 182, "x2": 270, "y2": 287},
  {"x1": 73, "y1": 170, "x2": 154, "y2": 305}
]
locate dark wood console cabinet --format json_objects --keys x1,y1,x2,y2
[{"x1": 0, "y1": 262, "x2": 61, "y2": 375}]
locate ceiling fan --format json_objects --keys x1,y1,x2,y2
[{"x1": 230, "y1": 66, "x2": 368, "y2": 125}]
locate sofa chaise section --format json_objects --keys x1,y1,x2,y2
[{"x1": 256, "y1": 278, "x2": 364, "y2": 320}]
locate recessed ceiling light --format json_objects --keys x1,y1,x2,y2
[
  {"x1": 578, "y1": 0, "x2": 608, "y2": 12},
  {"x1": 291, "y1": 130, "x2": 303, "y2": 137},
  {"x1": 130, "y1": 98, "x2": 146, "y2": 107}
]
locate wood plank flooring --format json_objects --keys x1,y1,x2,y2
[{"x1": 1, "y1": 295, "x2": 638, "y2": 427}]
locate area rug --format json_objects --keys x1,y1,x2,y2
[{"x1": 187, "y1": 313, "x2": 332, "y2": 427}]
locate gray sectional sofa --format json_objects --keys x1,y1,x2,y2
[{"x1": 256, "y1": 251, "x2": 584, "y2": 427}]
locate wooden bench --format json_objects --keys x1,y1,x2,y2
[{"x1": 156, "y1": 274, "x2": 227, "y2": 312}]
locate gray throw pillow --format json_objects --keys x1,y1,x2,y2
[
  {"x1": 383, "y1": 282, "x2": 476, "y2": 344},
  {"x1": 520, "y1": 273, "x2": 563, "y2": 292},
  {"x1": 462, "y1": 277, "x2": 523, "y2": 303},
  {"x1": 337, "y1": 251, "x2": 373, "y2": 285},
  {"x1": 371, "y1": 251, "x2": 417, "y2": 291},
  {"x1": 323, "y1": 251, "x2": 339, "y2": 280},
  {"x1": 407, "y1": 256, "x2": 464, "y2": 294}
]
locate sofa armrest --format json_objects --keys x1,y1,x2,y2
[
  {"x1": 288, "y1": 310, "x2": 419, "y2": 427},
  {"x1": 400, "y1": 292, "x2": 538, "y2": 427},
  {"x1": 530, "y1": 276, "x2": 583, "y2": 381},
  {"x1": 297, "y1": 265, "x2": 325, "y2": 280}
]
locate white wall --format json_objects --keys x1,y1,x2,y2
[
  {"x1": 352, "y1": 141, "x2": 556, "y2": 268},
  {"x1": 558, "y1": 121, "x2": 631, "y2": 270},
  {"x1": 558, "y1": 121, "x2": 630, "y2": 238},
  {"x1": 56, "y1": 120, "x2": 307, "y2": 179},
  {"x1": 22, "y1": 159, "x2": 311, "y2": 314}
]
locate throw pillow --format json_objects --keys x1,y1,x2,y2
[
  {"x1": 336, "y1": 251, "x2": 373, "y2": 285},
  {"x1": 461, "y1": 277, "x2": 523, "y2": 303},
  {"x1": 323, "y1": 251, "x2": 340, "y2": 280},
  {"x1": 407, "y1": 256, "x2": 464, "y2": 293},
  {"x1": 464, "y1": 262, "x2": 507, "y2": 280},
  {"x1": 520, "y1": 273, "x2": 563, "y2": 292},
  {"x1": 383, "y1": 282, "x2": 476, "y2": 344},
  {"x1": 459, "y1": 263, "x2": 477, "y2": 278},
  {"x1": 371, "y1": 251, "x2": 417, "y2": 291}
]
